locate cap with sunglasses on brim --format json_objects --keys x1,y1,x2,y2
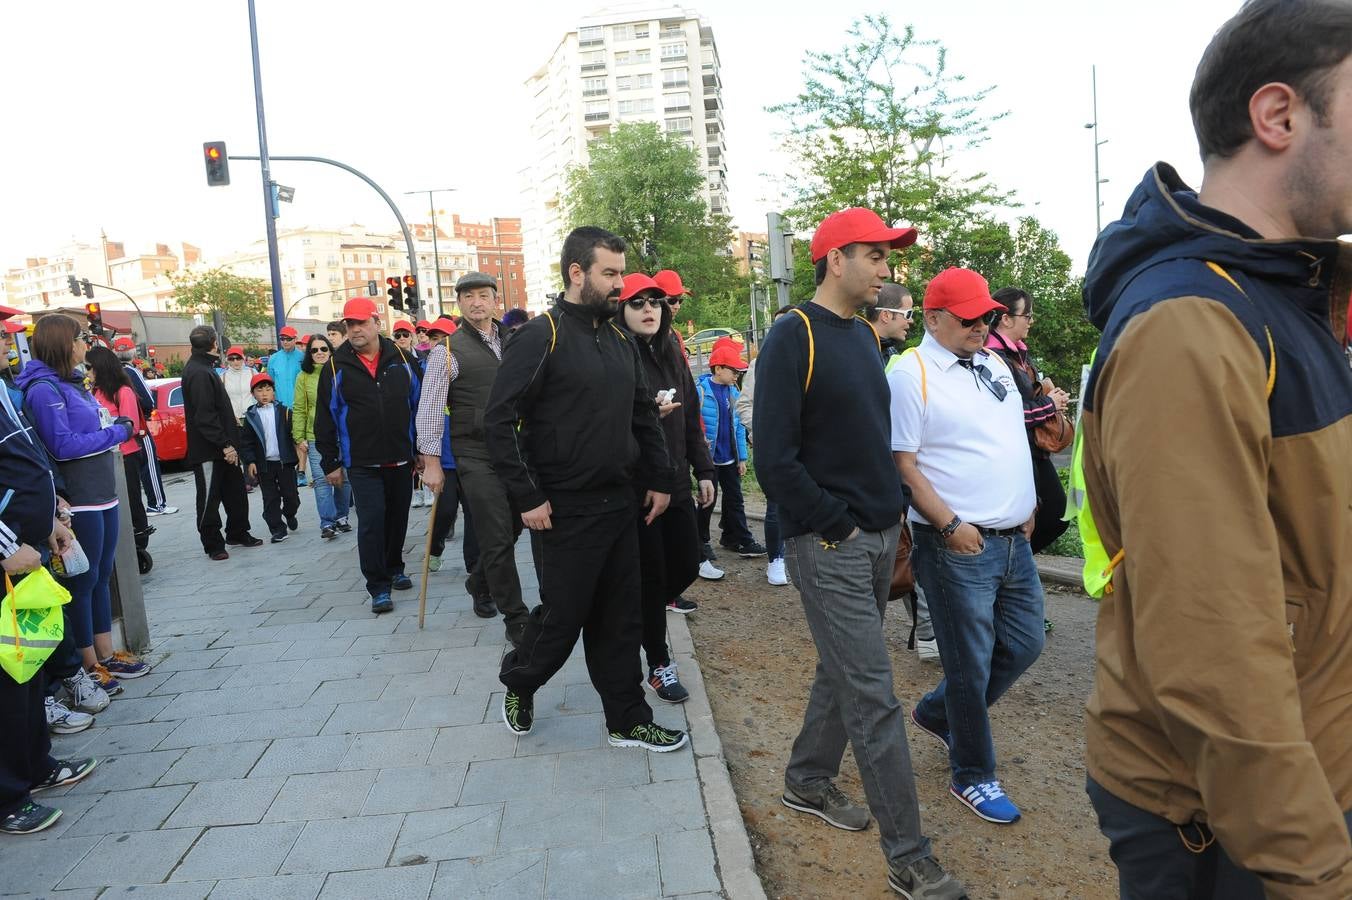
[
  {"x1": 923, "y1": 267, "x2": 1007, "y2": 321},
  {"x1": 810, "y1": 207, "x2": 918, "y2": 262},
  {"x1": 392, "y1": 319, "x2": 415, "y2": 334},
  {"x1": 416, "y1": 320, "x2": 432, "y2": 331},
  {"x1": 341, "y1": 297, "x2": 378, "y2": 322},
  {"x1": 226, "y1": 345, "x2": 245, "y2": 358},
  {"x1": 620, "y1": 273, "x2": 664, "y2": 302},
  {"x1": 278, "y1": 325, "x2": 298, "y2": 339}
]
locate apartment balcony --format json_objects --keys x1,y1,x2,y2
[
  {"x1": 580, "y1": 62, "x2": 606, "y2": 73},
  {"x1": 582, "y1": 88, "x2": 608, "y2": 97},
  {"x1": 579, "y1": 38, "x2": 604, "y2": 48},
  {"x1": 584, "y1": 111, "x2": 610, "y2": 122}
]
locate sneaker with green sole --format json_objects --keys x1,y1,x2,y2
[
  {"x1": 0, "y1": 802, "x2": 62, "y2": 835},
  {"x1": 502, "y1": 690, "x2": 533, "y2": 735},
  {"x1": 607, "y1": 722, "x2": 688, "y2": 752}
]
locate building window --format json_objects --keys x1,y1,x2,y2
[
  {"x1": 664, "y1": 91, "x2": 690, "y2": 111},
  {"x1": 665, "y1": 116, "x2": 692, "y2": 134},
  {"x1": 585, "y1": 100, "x2": 609, "y2": 122},
  {"x1": 579, "y1": 25, "x2": 603, "y2": 47},
  {"x1": 616, "y1": 75, "x2": 632, "y2": 91},
  {"x1": 613, "y1": 22, "x2": 650, "y2": 40},
  {"x1": 662, "y1": 68, "x2": 687, "y2": 88},
  {"x1": 636, "y1": 73, "x2": 653, "y2": 89},
  {"x1": 660, "y1": 22, "x2": 683, "y2": 37},
  {"x1": 660, "y1": 42, "x2": 686, "y2": 60},
  {"x1": 614, "y1": 50, "x2": 630, "y2": 66},
  {"x1": 580, "y1": 50, "x2": 605, "y2": 72},
  {"x1": 583, "y1": 77, "x2": 607, "y2": 97},
  {"x1": 617, "y1": 98, "x2": 654, "y2": 115},
  {"x1": 366, "y1": 253, "x2": 373, "y2": 263},
  {"x1": 632, "y1": 48, "x2": 650, "y2": 64}
]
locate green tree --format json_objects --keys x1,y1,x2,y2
[
  {"x1": 562, "y1": 122, "x2": 745, "y2": 314},
  {"x1": 769, "y1": 15, "x2": 1010, "y2": 239},
  {"x1": 166, "y1": 267, "x2": 273, "y2": 338}
]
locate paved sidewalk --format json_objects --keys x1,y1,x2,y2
[{"x1": 2, "y1": 475, "x2": 727, "y2": 899}]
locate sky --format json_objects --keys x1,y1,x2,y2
[{"x1": 1, "y1": 0, "x2": 1239, "y2": 278}]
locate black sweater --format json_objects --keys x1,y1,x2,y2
[
  {"x1": 751, "y1": 301, "x2": 902, "y2": 541},
  {"x1": 182, "y1": 350, "x2": 241, "y2": 465},
  {"x1": 484, "y1": 299, "x2": 673, "y2": 515}
]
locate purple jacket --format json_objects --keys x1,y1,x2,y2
[{"x1": 15, "y1": 359, "x2": 128, "y2": 509}]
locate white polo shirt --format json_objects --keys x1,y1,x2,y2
[{"x1": 888, "y1": 333, "x2": 1036, "y2": 529}]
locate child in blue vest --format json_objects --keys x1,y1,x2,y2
[{"x1": 694, "y1": 342, "x2": 765, "y2": 559}]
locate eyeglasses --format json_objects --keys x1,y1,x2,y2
[
  {"x1": 942, "y1": 308, "x2": 1002, "y2": 329},
  {"x1": 1008, "y1": 312, "x2": 1035, "y2": 324},
  {"x1": 280, "y1": 336, "x2": 295, "y2": 341},
  {"x1": 625, "y1": 297, "x2": 666, "y2": 310},
  {"x1": 666, "y1": 297, "x2": 682, "y2": 306},
  {"x1": 227, "y1": 355, "x2": 243, "y2": 361},
  {"x1": 309, "y1": 347, "x2": 329, "y2": 355},
  {"x1": 393, "y1": 331, "x2": 411, "y2": 338},
  {"x1": 956, "y1": 358, "x2": 1008, "y2": 401},
  {"x1": 882, "y1": 308, "x2": 915, "y2": 321}
]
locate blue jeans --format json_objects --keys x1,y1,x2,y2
[
  {"x1": 764, "y1": 500, "x2": 783, "y2": 561},
  {"x1": 63, "y1": 506, "x2": 120, "y2": 649},
  {"x1": 911, "y1": 524, "x2": 1044, "y2": 787},
  {"x1": 307, "y1": 444, "x2": 350, "y2": 529}
]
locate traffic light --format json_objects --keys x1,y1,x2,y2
[
  {"x1": 203, "y1": 141, "x2": 230, "y2": 187},
  {"x1": 386, "y1": 277, "x2": 403, "y2": 311},
  {"x1": 403, "y1": 275, "x2": 417, "y2": 310},
  {"x1": 80, "y1": 278, "x2": 93, "y2": 299},
  {"x1": 85, "y1": 302, "x2": 103, "y2": 334},
  {"x1": 67, "y1": 275, "x2": 79, "y2": 296}
]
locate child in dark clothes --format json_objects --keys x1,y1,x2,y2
[{"x1": 239, "y1": 373, "x2": 300, "y2": 543}]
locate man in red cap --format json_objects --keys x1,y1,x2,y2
[
  {"x1": 891, "y1": 266, "x2": 1041, "y2": 830},
  {"x1": 418, "y1": 271, "x2": 528, "y2": 639},
  {"x1": 314, "y1": 297, "x2": 422, "y2": 614},
  {"x1": 754, "y1": 208, "x2": 967, "y2": 897},
  {"x1": 268, "y1": 324, "x2": 305, "y2": 486}
]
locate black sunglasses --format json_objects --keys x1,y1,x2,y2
[
  {"x1": 957, "y1": 358, "x2": 1009, "y2": 402},
  {"x1": 943, "y1": 308, "x2": 1002, "y2": 329},
  {"x1": 226, "y1": 355, "x2": 243, "y2": 360},
  {"x1": 625, "y1": 297, "x2": 666, "y2": 310},
  {"x1": 393, "y1": 330, "x2": 412, "y2": 338},
  {"x1": 309, "y1": 346, "x2": 329, "y2": 354}
]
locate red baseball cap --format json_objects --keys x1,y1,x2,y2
[
  {"x1": 250, "y1": 372, "x2": 274, "y2": 389},
  {"x1": 710, "y1": 336, "x2": 741, "y2": 353},
  {"x1": 922, "y1": 267, "x2": 1007, "y2": 320},
  {"x1": 342, "y1": 297, "x2": 378, "y2": 322},
  {"x1": 810, "y1": 208, "x2": 918, "y2": 263},
  {"x1": 652, "y1": 270, "x2": 690, "y2": 297},
  {"x1": 226, "y1": 345, "x2": 245, "y2": 357},
  {"x1": 416, "y1": 320, "x2": 432, "y2": 331},
  {"x1": 112, "y1": 336, "x2": 135, "y2": 351},
  {"x1": 392, "y1": 319, "x2": 415, "y2": 333},
  {"x1": 709, "y1": 343, "x2": 748, "y2": 371},
  {"x1": 278, "y1": 325, "x2": 298, "y2": 339},
  {"x1": 427, "y1": 317, "x2": 458, "y2": 336},
  {"x1": 619, "y1": 273, "x2": 663, "y2": 302},
  {"x1": 2, "y1": 320, "x2": 26, "y2": 334},
  {"x1": 0, "y1": 304, "x2": 22, "y2": 319}
]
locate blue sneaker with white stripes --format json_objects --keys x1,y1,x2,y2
[{"x1": 950, "y1": 780, "x2": 1020, "y2": 824}]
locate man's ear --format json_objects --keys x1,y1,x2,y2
[{"x1": 1249, "y1": 82, "x2": 1300, "y2": 152}]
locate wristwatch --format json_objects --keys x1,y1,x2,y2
[{"x1": 939, "y1": 516, "x2": 963, "y2": 539}]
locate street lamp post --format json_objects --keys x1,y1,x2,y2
[
  {"x1": 405, "y1": 188, "x2": 456, "y2": 313},
  {"x1": 1085, "y1": 64, "x2": 1110, "y2": 233}
]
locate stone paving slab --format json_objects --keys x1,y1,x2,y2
[{"x1": 2, "y1": 475, "x2": 744, "y2": 898}]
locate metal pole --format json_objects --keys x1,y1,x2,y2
[
  {"x1": 86, "y1": 281, "x2": 151, "y2": 346},
  {"x1": 233, "y1": 154, "x2": 419, "y2": 315},
  {"x1": 246, "y1": 0, "x2": 288, "y2": 339},
  {"x1": 405, "y1": 189, "x2": 455, "y2": 316},
  {"x1": 1092, "y1": 65, "x2": 1102, "y2": 233}
]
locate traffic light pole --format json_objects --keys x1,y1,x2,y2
[
  {"x1": 229, "y1": 154, "x2": 421, "y2": 321},
  {"x1": 247, "y1": 0, "x2": 288, "y2": 341},
  {"x1": 81, "y1": 282, "x2": 152, "y2": 346}
]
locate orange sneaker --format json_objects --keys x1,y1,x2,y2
[{"x1": 89, "y1": 663, "x2": 124, "y2": 696}]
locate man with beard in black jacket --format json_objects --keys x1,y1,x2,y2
[
  {"x1": 486, "y1": 226, "x2": 686, "y2": 753},
  {"x1": 182, "y1": 326, "x2": 260, "y2": 560},
  {"x1": 315, "y1": 298, "x2": 422, "y2": 615}
]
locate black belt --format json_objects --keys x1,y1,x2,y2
[{"x1": 913, "y1": 522, "x2": 1021, "y2": 538}]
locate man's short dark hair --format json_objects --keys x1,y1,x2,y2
[
  {"x1": 1191, "y1": 0, "x2": 1352, "y2": 161},
  {"x1": 866, "y1": 282, "x2": 912, "y2": 321},
  {"x1": 188, "y1": 325, "x2": 216, "y2": 352},
  {"x1": 560, "y1": 226, "x2": 626, "y2": 290},
  {"x1": 813, "y1": 242, "x2": 860, "y2": 286},
  {"x1": 327, "y1": 320, "x2": 347, "y2": 335}
]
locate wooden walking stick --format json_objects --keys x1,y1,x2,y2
[{"x1": 419, "y1": 488, "x2": 438, "y2": 630}]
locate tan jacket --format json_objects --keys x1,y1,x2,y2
[{"x1": 1082, "y1": 291, "x2": 1352, "y2": 896}]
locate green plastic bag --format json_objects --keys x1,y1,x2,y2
[{"x1": 0, "y1": 566, "x2": 71, "y2": 684}]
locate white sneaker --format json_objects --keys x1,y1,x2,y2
[
  {"x1": 146, "y1": 505, "x2": 179, "y2": 517},
  {"x1": 46, "y1": 696, "x2": 94, "y2": 734},
  {"x1": 698, "y1": 560, "x2": 724, "y2": 581},
  {"x1": 916, "y1": 638, "x2": 940, "y2": 661},
  {"x1": 410, "y1": 490, "x2": 425, "y2": 509},
  {"x1": 766, "y1": 558, "x2": 788, "y2": 586},
  {"x1": 62, "y1": 667, "x2": 111, "y2": 713}
]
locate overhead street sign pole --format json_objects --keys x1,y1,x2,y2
[{"x1": 246, "y1": 0, "x2": 288, "y2": 338}]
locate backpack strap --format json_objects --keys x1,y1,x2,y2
[
  {"x1": 787, "y1": 308, "x2": 815, "y2": 393},
  {"x1": 899, "y1": 347, "x2": 926, "y2": 405},
  {"x1": 860, "y1": 316, "x2": 883, "y2": 354},
  {"x1": 1204, "y1": 261, "x2": 1276, "y2": 398},
  {"x1": 544, "y1": 309, "x2": 559, "y2": 353}
]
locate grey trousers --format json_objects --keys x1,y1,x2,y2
[
  {"x1": 456, "y1": 454, "x2": 528, "y2": 628},
  {"x1": 783, "y1": 524, "x2": 932, "y2": 869}
]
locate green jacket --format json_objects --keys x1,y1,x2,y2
[{"x1": 291, "y1": 368, "x2": 321, "y2": 443}]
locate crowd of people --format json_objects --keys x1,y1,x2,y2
[{"x1": 5, "y1": 5, "x2": 1351, "y2": 897}]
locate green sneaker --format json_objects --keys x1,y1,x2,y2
[
  {"x1": 502, "y1": 690, "x2": 533, "y2": 735},
  {"x1": 607, "y1": 722, "x2": 688, "y2": 753},
  {"x1": 428, "y1": 555, "x2": 442, "y2": 573}
]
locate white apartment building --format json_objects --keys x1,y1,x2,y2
[
  {"x1": 2, "y1": 237, "x2": 200, "y2": 319},
  {"x1": 520, "y1": 5, "x2": 729, "y2": 308}
]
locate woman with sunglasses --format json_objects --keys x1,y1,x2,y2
[
  {"x1": 985, "y1": 287, "x2": 1071, "y2": 556},
  {"x1": 220, "y1": 346, "x2": 256, "y2": 425},
  {"x1": 614, "y1": 273, "x2": 716, "y2": 704},
  {"x1": 292, "y1": 335, "x2": 351, "y2": 539}
]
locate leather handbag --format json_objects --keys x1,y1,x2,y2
[
  {"x1": 888, "y1": 522, "x2": 915, "y2": 601},
  {"x1": 1033, "y1": 406, "x2": 1075, "y2": 453}
]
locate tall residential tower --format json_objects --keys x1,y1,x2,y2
[{"x1": 521, "y1": 5, "x2": 728, "y2": 308}]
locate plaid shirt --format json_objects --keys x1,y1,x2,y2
[{"x1": 414, "y1": 321, "x2": 501, "y2": 456}]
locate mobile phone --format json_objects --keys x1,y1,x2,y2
[{"x1": 657, "y1": 388, "x2": 676, "y2": 404}]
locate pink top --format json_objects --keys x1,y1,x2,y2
[{"x1": 93, "y1": 385, "x2": 145, "y2": 456}]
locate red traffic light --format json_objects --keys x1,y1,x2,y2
[
  {"x1": 85, "y1": 302, "x2": 101, "y2": 316},
  {"x1": 206, "y1": 146, "x2": 221, "y2": 161},
  {"x1": 386, "y1": 277, "x2": 400, "y2": 288},
  {"x1": 403, "y1": 275, "x2": 416, "y2": 287},
  {"x1": 203, "y1": 141, "x2": 230, "y2": 187}
]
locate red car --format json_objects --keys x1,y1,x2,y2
[{"x1": 145, "y1": 378, "x2": 187, "y2": 462}]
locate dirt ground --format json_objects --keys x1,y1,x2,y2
[{"x1": 686, "y1": 553, "x2": 1116, "y2": 900}]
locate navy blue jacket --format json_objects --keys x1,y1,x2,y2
[
  {"x1": 314, "y1": 337, "x2": 421, "y2": 472},
  {"x1": 239, "y1": 402, "x2": 298, "y2": 467}
]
